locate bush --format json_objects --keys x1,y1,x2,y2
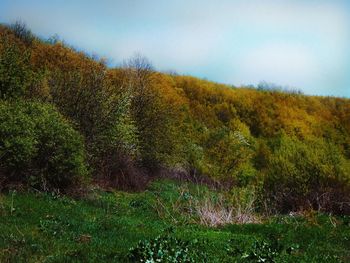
[
  {"x1": 0, "y1": 101, "x2": 88, "y2": 191},
  {"x1": 262, "y1": 134, "x2": 350, "y2": 214},
  {"x1": 204, "y1": 127, "x2": 255, "y2": 181},
  {"x1": 194, "y1": 187, "x2": 259, "y2": 227}
]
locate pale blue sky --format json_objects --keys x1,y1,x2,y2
[{"x1": 1, "y1": 0, "x2": 349, "y2": 97}]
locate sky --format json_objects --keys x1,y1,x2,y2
[{"x1": 1, "y1": 0, "x2": 349, "y2": 97}]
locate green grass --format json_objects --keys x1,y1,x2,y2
[{"x1": 0, "y1": 179, "x2": 349, "y2": 262}]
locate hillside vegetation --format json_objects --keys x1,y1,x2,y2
[
  {"x1": 0, "y1": 22, "x2": 350, "y2": 261},
  {"x1": 1, "y1": 22, "x2": 349, "y2": 212}
]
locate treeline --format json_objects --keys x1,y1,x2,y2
[{"x1": 1, "y1": 22, "x2": 349, "y2": 214}]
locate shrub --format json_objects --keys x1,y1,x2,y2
[
  {"x1": 195, "y1": 187, "x2": 259, "y2": 226},
  {"x1": 204, "y1": 127, "x2": 255, "y2": 182},
  {"x1": 195, "y1": 194, "x2": 234, "y2": 227},
  {"x1": 0, "y1": 101, "x2": 88, "y2": 191},
  {"x1": 262, "y1": 134, "x2": 350, "y2": 214},
  {"x1": 183, "y1": 142, "x2": 206, "y2": 176},
  {"x1": 229, "y1": 186, "x2": 259, "y2": 224}
]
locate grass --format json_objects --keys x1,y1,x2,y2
[{"x1": 0, "y1": 179, "x2": 349, "y2": 262}]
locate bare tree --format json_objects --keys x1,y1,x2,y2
[
  {"x1": 10, "y1": 20, "x2": 34, "y2": 46},
  {"x1": 122, "y1": 53, "x2": 157, "y2": 118},
  {"x1": 123, "y1": 53, "x2": 154, "y2": 92}
]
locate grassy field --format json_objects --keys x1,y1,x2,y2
[{"x1": 0, "y1": 179, "x2": 349, "y2": 262}]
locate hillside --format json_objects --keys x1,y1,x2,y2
[{"x1": 1, "y1": 22, "x2": 350, "y2": 262}]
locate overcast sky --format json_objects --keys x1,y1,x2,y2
[{"x1": 1, "y1": 0, "x2": 349, "y2": 97}]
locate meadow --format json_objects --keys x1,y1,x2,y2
[{"x1": 1, "y1": 180, "x2": 350, "y2": 262}]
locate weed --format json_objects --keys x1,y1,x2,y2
[{"x1": 128, "y1": 232, "x2": 208, "y2": 262}]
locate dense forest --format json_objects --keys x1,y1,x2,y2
[{"x1": 1, "y1": 22, "x2": 350, "y2": 215}]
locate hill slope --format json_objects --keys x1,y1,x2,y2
[
  {"x1": 1, "y1": 22, "x2": 350, "y2": 213},
  {"x1": 1, "y1": 22, "x2": 350, "y2": 262}
]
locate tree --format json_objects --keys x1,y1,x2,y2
[
  {"x1": 123, "y1": 54, "x2": 177, "y2": 169},
  {"x1": 0, "y1": 33, "x2": 32, "y2": 99},
  {"x1": 9, "y1": 21, "x2": 34, "y2": 46}
]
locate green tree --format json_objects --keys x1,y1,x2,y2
[{"x1": 0, "y1": 35, "x2": 32, "y2": 99}]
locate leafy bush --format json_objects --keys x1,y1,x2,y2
[
  {"x1": 0, "y1": 101, "x2": 88, "y2": 191},
  {"x1": 128, "y1": 234, "x2": 208, "y2": 262},
  {"x1": 204, "y1": 127, "x2": 255, "y2": 181},
  {"x1": 262, "y1": 133, "x2": 350, "y2": 214}
]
